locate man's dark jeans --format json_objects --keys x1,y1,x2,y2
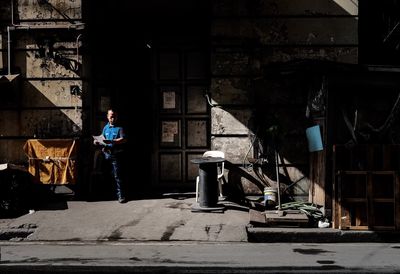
[{"x1": 103, "y1": 152, "x2": 124, "y2": 199}]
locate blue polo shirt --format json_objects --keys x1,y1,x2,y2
[{"x1": 102, "y1": 123, "x2": 125, "y2": 143}]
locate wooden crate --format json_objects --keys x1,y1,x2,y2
[{"x1": 333, "y1": 145, "x2": 400, "y2": 230}]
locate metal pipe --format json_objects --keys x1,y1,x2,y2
[
  {"x1": 11, "y1": 0, "x2": 14, "y2": 25},
  {"x1": 275, "y1": 150, "x2": 282, "y2": 210},
  {"x1": 11, "y1": 0, "x2": 84, "y2": 29},
  {"x1": 76, "y1": 34, "x2": 82, "y2": 63},
  {"x1": 9, "y1": 24, "x2": 84, "y2": 30},
  {"x1": 383, "y1": 21, "x2": 400, "y2": 43},
  {"x1": 4, "y1": 0, "x2": 84, "y2": 78},
  {"x1": 7, "y1": 26, "x2": 11, "y2": 75},
  {"x1": 10, "y1": 0, "x2": 30, "y2": 27}
]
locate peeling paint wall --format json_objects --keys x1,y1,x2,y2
[
  {"x1": 210, "y1": 0, "x2": 358, "y2": 197},
  {"x1": 17, "y1": 0, "x2": 82, "y2": 20},
  {"x1": 0, "y1": 0, "x2": 84, "y2": 164}
]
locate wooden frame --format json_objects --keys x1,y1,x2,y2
[{"x1": 333, "y1": 144, "x2": 400, "y2": 230}]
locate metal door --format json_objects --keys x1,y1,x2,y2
[{"x1": 153, "y1": 48, "x2": 210, "y2": 190}]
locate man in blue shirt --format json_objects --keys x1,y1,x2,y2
[{"x1": 94, "y1": 108, "x2": 127, "y2": 203}]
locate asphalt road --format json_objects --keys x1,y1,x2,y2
[{"x1": 1, "y1": 241, "x2": 400, "y2": 273}]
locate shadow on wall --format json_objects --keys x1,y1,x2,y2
[
  {"x1": 35, "y1": 35, "x2": 82, "y2": 77},
  {"x1": 6, "y1": 30, "x2": 84, "y2": 140},
  {"x1": 211, "y1": 62, "x2": 317, "y2": 203},
  {"x1": 20, "y1": 80, "x2": 82, "y2": 138},
  {"x1": 208, "y1": 0, "x2": 361, "y2": 202},
  {"x1": 213, "y1": 59, "x2": 400, "y2": 204}
]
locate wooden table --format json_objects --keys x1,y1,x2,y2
[{"x1": 23, "y1": 139, "x2": 78, "y2": 184}]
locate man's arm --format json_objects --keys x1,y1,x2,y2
[{"x1": 103, "y1": 136, "x2": 126, "y2": 145}]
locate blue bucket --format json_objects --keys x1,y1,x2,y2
[{"x1": 306, "y1": 125, "x2": 323, "y2": 152}]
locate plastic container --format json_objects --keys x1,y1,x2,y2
[
  {"x1": 306, "y1": 125, "x2": 323, "y2": 152},
  {"x1": 263, "y1": 187, "x2": 278, "y2": 208}
]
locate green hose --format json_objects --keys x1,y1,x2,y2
[{"x1": 277, "y1": 201, "x2": 325, "y2": 221}]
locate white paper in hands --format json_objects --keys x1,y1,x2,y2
[{"x1": 93, "y1": 135, "x2": 107, "y2": 146}]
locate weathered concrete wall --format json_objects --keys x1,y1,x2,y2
[
  {"x1": 210, "y1": 0, "x2": 358, "y2": 196},
  {"x1": 212, "y1": 18, "x2": 358, "y2": 45},
  {"x1": 0, "y1": 0, "x2": 83, "y2": 164},
  {"x1": 211, "y1": 78, "x2": 254, "y2": 105},
  {"x1": 212, "y1": 137, "x2": 254, "y2": 163},
  {"x1": 17, "y1": 0, "x2": 82, "y2": 20},
  {"x1": 212, "y1": 107, "x2": 252, "y2": 135},
  {"x1": 0, "y1": 140, "x2": 26, "y2": 164},
  {"x1": 213, "y1": 0, "x2": 358, "y2": 16}
]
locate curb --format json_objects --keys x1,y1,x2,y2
[{"x1": 246, "y1": 226, "x2": 400, "y2": 243}]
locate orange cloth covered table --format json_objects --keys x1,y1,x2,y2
[{"x1": 23, "y1": 139, "x2": 78, "y2": 184}]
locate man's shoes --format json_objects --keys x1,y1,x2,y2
[{"x1": 118, "y1": 197, "x2": 126, "y2": 203}]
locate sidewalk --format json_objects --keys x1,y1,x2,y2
[
  {"x1": 2, "y1": 193, "x2": 400, "y2": 243},
  {"x1": 0, "y1": 196, "x2": 249, "y2": 242}
]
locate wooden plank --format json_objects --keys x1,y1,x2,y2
[
  {"x1": 340, "y1": 207, "x2": 351, "y2": 229},
  {"x1": 338, "y1": 173, "x2": 351, "y2": 229},
  {"x1": 309, "y1": 150, "x2": 326, "y2": 206},
  {"x1": 348, "y1": 226, "x2": 369, "y2": 230},
  {"x1": 249, "y1": 208, "x2": 309, "y2": 228},
  {"x1": 332, "y1": 147, "x2": 339, "y2": 229},
  {"x1": 366, "y1": 173, "x2": 373, "y2": 229},
  {"x1": 264, "y1": 210, "x2": 309, "y2": 227},
  {"x1": 344, "y1": 198, "x2": 367, "y2": 203},
  {"x1": 249, "y1": 209, "x2": 267, "y2": 226},
  {"x1": 371, "y1": 171, "x2": 398, "y2": 175},
  {"x1": 383, "y1": 145, "x2": 391, "y2": 170},
  {"x1": 396, "y1": 173, "x2": 400, "y2": 230},
  {"x1": 341, "y1": 171, "x2": 368, "y2": 175},
  {"x1": 373, "y1": 198, "x2": 395, "y2": 203},
  {"x1": 309, "y1": 118, "x2": 326, "y2": 207},
  {"x1": 355, "y1": 204, "x2": 364, "y2": 227},
  {"x1": 337, "y1": 172, "x2": 344, "y2": 229},
  {"x1": 372, "y1": 226, "x2": 396, "y2": 231}
]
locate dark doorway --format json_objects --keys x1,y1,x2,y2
[{"x1": 84, "y1": 0, "x2": 211, "y2": 197}]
